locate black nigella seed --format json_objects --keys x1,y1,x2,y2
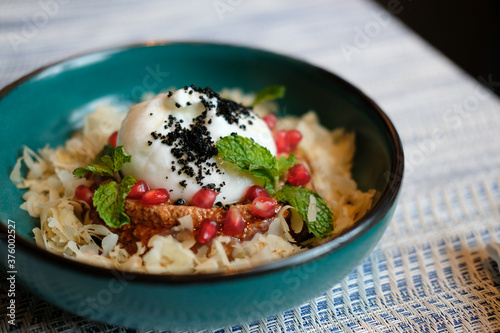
[
  {"x1": 174, "y1": 199, "x2": 186, "y2": 206},
  {"x1": 142, "y1": 85, "x2": 255, "y2": 194}
]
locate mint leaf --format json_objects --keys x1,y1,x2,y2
[
  {"x1": 73, "y1": 145, "x2": 131, "y2": 178},
  {"x1": 278, "y1": 153, "x2": 297, "y2": 175},
  {"x1": 251, "y1": 85, "x2": 286, "y2": 106},
  {"x1": 217, "y1": 134, "x2": 300, "y2": 193},
  {"x1": 251, "y1": 169, "x2": 278, "y2": 194},
  {"x1": 99, "y1": 155, "x2": 115, "y2": 171},
  {"x1": 275, "y1": 184, "x2": 334, "y2": 238},
  {"x1": 110, "y1": 146, "x2": 132, "y2": 172},
  {"x1": 74, "y1": 144, "x2": 135, "y2": 229},
  {"x1": 217, "y1": 135, "x2": 276, "y2": 170},
  {"x1": 217, "y1": 134, "x2": 334, "y2": 238},
  {"x1": 94, "y1": 144, "x2": 115, "y2": 163},
  {"x1": 118, "y1": 175, "x2": 136, "y2": 214},
  {"x1": 93, "y1": 175, "x2": 136, "y2": 228},
  {"x1": 74, "y1": 164, "x2": 114, "y2": 178},
  {"x1": 217, "y1": 134, "x2": 279, "y2": 192}
]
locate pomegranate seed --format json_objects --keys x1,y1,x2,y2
[
  {"x1": 142, "y1": 188, "x2": 169, "y2": 205},
  {"x1": 191, "y1": 188, "x2": 218, "y2": 208},
  {"x1": 127, "y1": 180, "x2": 150, "y2": 199},
  {"x1": 252, "y1": 196, "x2": 277, "y2": 218},
  {"x1": 223, "y1": 206, "x2": 246, "y2": 236},
  {"x1": 75, "y1": 185, "x2": 94, "y2": 205},
  {"x1": 262, "y1": 114, "x2": 277, "y2": 130},
  {"x1": 108, "y1": 131, "x2": 118, "y2": 147},
  {"x1": 274, "y1": 130, "x2": 289, "y2": 154},
  {"x1": 286, "y1": 129, "x2": 302, "y2": 150},
  {"x1": 246, "y1": 185, "x2": 269, "y2": 202},
  {"x1": 287, "y1": 164, "x2": 311, "y2": 186},
  {"x1": 197, "y1": 218, "x2": 219, "y2": 244}
]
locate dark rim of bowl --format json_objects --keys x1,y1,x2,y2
[{"x1": 0, "y1": 41, "x2": 404, "y2": 284}]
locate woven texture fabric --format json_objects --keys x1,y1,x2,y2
[{"x1": 1, "y1": 0, "x2": 500, "y2": 332}]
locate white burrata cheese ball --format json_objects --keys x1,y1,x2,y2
[{"x1": 117, "y1": 86, "x2": 277, "y2": 204}]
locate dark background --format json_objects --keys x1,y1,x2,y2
[{"x1": 373, "y1": 0, "x2": 500, "y2": 96}]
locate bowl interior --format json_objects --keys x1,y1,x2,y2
[{"x1": 0, "y1": 43, "x2": 397, "y2": 245}]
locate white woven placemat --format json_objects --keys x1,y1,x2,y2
[{"x1": 1, "y1": 0, "x2": 500, "y2": 332}]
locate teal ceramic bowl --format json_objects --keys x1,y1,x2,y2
[{"x1": 0, "y1": 42, "x2": 403, "y2": 330}]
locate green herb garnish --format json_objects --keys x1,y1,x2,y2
[
  {"x1": 251, "y1": 85, "x2": 286, "y2": 106},
  {"x1": 92, "y1": 175, "x2": 136, "y2": 228},
  {"x1": 278, "y1": 154, "x2": 297, "y2": 175},
  {"x1": 73, "y1": 145, "x2": 131, "y2": 178},
  {"x1": 275, "y1": 185, "x2": 334, "y2": 238},
  {"x1": 217, "y1": 134, "x2": 295, "y2": 193},
  {"x1": 73, "y1": 145, "x2": 136, "y2": 228},
  {"x1": 217, "y1": 134, "x2": 334, "y2": 238}
]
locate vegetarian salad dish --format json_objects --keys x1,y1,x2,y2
[{"x1": 11, "y1": 85, "x2": 375, "y2": 274}]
